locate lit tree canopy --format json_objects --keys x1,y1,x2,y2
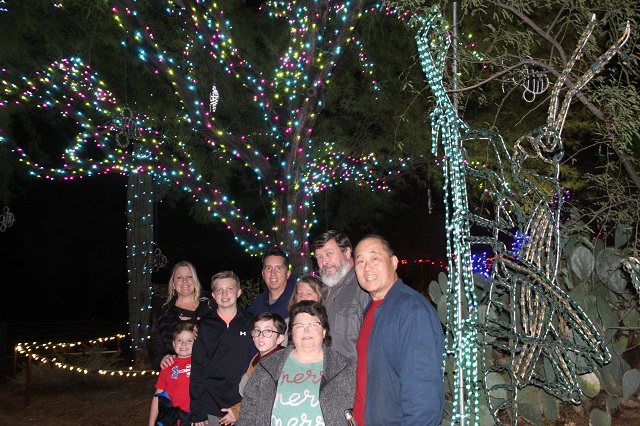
[{"x1": 1, "y1": 0, "x2": 428, "y2": 273}]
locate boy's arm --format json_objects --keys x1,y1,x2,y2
[
  {"x1": 190, "y1": 315, "x2": 222, "y2": 423},
  {"x1": 148, "y1": 388, "x2": 163, "y2": 426}
]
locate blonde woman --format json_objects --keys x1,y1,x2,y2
[{"x1": 147, "y1": 261, "x2": 214, "y2": 370}]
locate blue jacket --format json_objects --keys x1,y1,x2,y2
[
  {"x1": 364, "y1": 279, "x2": 444, "y2": 425},
  {"x1": 246, "y1": 276, "x2": 296, "y2": 319}
]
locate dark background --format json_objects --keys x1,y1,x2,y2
[{"x1": 0, "y1": 173, "x2": 447, "y2": 362}]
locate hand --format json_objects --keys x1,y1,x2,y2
[
  {"x1": 191, "y1": 422, "x2": 208, "y2": 426},
  {"x1": 160, "y1": 354, "x2": 176, "y2": 369},
  {"x1": 219, "y1": 408, "x2": 236, "y2": 425}
]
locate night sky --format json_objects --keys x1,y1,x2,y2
[
  {"x1": 1, "y1": 174, "x2": 446, "y2": 332},
  {"x1": 1, "y1": 174, "x2": 262, "y2": 327}
]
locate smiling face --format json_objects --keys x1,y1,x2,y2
[
  {"x1": 295, "y1": 282, "x2": 322, "y2": 303},
  {"x1": 354, "y1": 237, "x2": 398, "y2": 301},
  {"x1": 172, "y1": 330, "x2": 195, "y2": 358},
  {"x1": 262, "y1": 255, "x2": 291, "y2": 298},
  {"x1": 172, "y1": 265, "x2": 196, "y2": 298},
  {"x1": 291, "y1": 312, "x2": 326, "y2": 351},
  {"x1": 212, "y1": 277, "x2": 241, "y2": 310},
  {"x1": 252, "y1": 319, "x2": 285, "y2": 356},
  {"x1": 314, "y1": 239, "x2": 352, "y2": 288}
]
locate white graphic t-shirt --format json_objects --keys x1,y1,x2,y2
[{"x1": 271, "y1": 355, "x2": 324, "y2": 426}]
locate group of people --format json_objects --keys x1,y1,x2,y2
[{"x1": 147, "y1": 231, "x2": 445, "y2": 426}]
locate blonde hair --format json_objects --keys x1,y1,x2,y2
[
  {"x1": 211, "y1": 270, "x2": 241, "y2": 291},
  {"x1": 288, "y1": 274, "x2": 323, "y2": 311},
  {"x1": 166, "y1": 261, "x2": 203, "y2": 304}
]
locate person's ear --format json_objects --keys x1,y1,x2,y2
[
  {"x1": 236, "y1": 288, "x2": 242, "y2": 298},
  {"x1": 276, "y1": 333, "x2": 285, "y2": 345}
]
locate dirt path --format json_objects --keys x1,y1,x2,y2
[{"x1": 0, "y1": 373, "x2": 155, "y2": 425}]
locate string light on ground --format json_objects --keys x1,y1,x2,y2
[{"x1": 15, "y1": 334, "x2": 159, "y2": 377}]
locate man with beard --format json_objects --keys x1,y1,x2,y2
[{"x1": 312, "y1": 230, "x2": 371, "y2": 361}]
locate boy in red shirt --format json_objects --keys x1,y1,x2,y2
[{"x1": 149, "y1": 323, "x2": 195, "y2": 426}]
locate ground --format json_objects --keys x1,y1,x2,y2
[
  {"x1": 2, "y1": 368, "x2": 640, "y2": 425},
  {"x1": 0, "y1": 370, "x2": 153, "y2": 425}
]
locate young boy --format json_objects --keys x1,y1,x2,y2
[
  {"x1": 222, "y1": 312, "x2": 287, "y2": 423},
  {"x1": 149, "y1": 323, "x2": 195, "y2": 426},
  {"x1": 189, "y1": 271, "x2": 254, "y2": 426}
]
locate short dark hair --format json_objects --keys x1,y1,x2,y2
[
  {"x1": 262, "y1": 247, "x2": 290, "y2": 268},
  {"x1": 312, "y1": 230, "x2": 352, "y2": 253},
  {"x1": 173, "y1": 322, "x2": 196, "y2": 340},
  {"x1": 253, "y1": 312, "x2": 287, "y2": 335},
  {"x1": 357, "y1": 234, "x2": 395, "y2": 257},
  {"x1": 288, "y1": 300, "x2": 331, "y2": 346}
]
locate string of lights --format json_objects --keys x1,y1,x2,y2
[
  {"x1": 416, "y1": 6, "x2": 630, "y2": 425},
  {"x1": 1, "y1": 1, "x2": 414, "y2": 268},
  {"x1": 15, "y1": 334, "x2": 159, "y2": 377}
]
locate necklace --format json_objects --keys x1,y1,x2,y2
[{"x1": 176, "y1": 302, "x2": 196, "y2": 318}]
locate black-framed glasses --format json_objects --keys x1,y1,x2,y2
[
  {"x1": 251, "y1": 329, "x2": 281, "y2": 338},
  {"x1": 291, "y1": 321, "x2": 322, "y2": 332}
]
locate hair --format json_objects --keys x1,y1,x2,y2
[
  {"x1": 252, "y1": 312, "x2": 287, "y2": 335},
  {"x1": 288, "y1": 275, "x2": 323, "y2": 311},
  {"x1": 211, "y1": 270, "x2": 241, "y2": 291},
  {"x1": 312, "y1": 230, "x2": 352, "y2": 253},
  {"x1": 166, "y1": 261, "x2": 203, "y2": 304},
  {"x1": 262, "y1": 247, "x2": 291, "y2": 269},
  {"x1": 288, "y1": 300, "x2": 331, "y2": 346},
  {"x1": 357, "y1": 234, "x2": 395, "y2": 257},
  {"x1": 173, "y1": 322, "x2": 196, "y2": 340}
]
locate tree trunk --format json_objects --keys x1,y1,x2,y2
[{"x1": 126, "y1": 172, "x2": 154, "y2": 362}]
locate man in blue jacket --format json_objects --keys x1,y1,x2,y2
[
  {"x1": 352, "y1": 235, "x2": 444, "y2": 426},
  {"x1": 246, "y1": 247, "x2": 295, "y2": 320}
]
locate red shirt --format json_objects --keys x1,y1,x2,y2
[
  {"x1": 353, "y1": 299, "x2": 383, "y2": 426},
  {"x1": 155, "y1": 356, "x2": 192, "y2": 412}
]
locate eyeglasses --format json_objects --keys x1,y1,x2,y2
[
  {"x1": 251, "y1": 329, "x2": 281, "y2": 338},
  {"x1": 291, "y1": 322, "x2": 322, "y2": 333}
]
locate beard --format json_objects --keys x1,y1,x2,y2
[{"x1": 321, "y1": 259, "x2": 351, "y2": 288}]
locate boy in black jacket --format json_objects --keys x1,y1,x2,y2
[{"x1": 189, "y1": 271, "x2": 253, "y2": 426}]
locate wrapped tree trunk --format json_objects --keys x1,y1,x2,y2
[{"x1": 126, "y1": 171, "x2": 154, "y2": 365}]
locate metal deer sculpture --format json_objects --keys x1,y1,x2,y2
[{"x1": 416, "y1": 7, "x2": 631, "y2": 425}]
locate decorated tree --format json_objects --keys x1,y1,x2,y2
[
  {"x1": 1, "y1": 0, "x2": 432, "y2": 348},
  {"x1": 387, "y1": 1, "x2": 639, "y2": 424}
]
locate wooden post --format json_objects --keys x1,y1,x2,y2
[
  {"x1": 12, "y1": 344, "x2": 17, "y2": 380},
  {"x1": 25, "y1": 353, "x2": 32, "y2": 408}
]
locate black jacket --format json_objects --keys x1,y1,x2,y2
[
  {"x1": 147, "y1": 296, "x2": 215, "y2": 370},
  {"x1": 189, "y1": 308, "x2": 254, "y2": 422}
]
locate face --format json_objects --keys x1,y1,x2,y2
[
  {"x1": 172, "y1": 330, "x2": 195, "y2": 358},
  {"x1": 354, "y1": 237, "x2": 398, "y2": 300},
  {"x1": 212, "y1": 277, "x2": 241, "y2": 309},
  {"x1": 173, "y1": 266, "x2": 196, "y2": 297},
  {"x1": 262, "y1": 255, "x2": 291, "y2": 295},
  {"x1": 252, "y1": 319, "x2": 285, "y2": 356},
  {"x1": 296, "y1": 282, "x2": 321, "y2": 303},
  {"x1": 314, "y1": 239, "x2": 352, "y2": 288},
  {"x1": 291, "y1": 312, "x2": 326, "y2": 351}
]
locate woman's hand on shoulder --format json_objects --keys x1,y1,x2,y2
[{"x1": 160, "y1": 354, "x2": 176, "y2": 369}]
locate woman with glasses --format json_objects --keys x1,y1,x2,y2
[{"x1": 238, "y1": 301, "x2": 355, "y2": 426}]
